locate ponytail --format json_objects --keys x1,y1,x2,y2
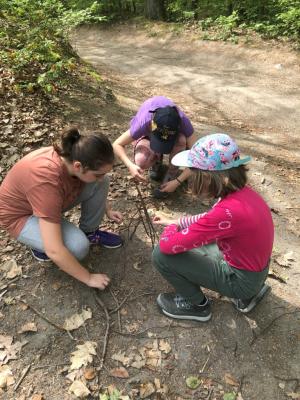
[{"x1": 54, "y1": 126, "x2": 114, "y2": 170}]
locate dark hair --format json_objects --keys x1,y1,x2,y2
[
  {"x1": 191, "y1": 165, "x2": 248, "y2": 199},
  {"x1": 54, "y1": 127, "x2": 114, "y2": 170}
]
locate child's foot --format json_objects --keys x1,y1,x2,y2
[
  {"x1": 157, "y1": 293, "x2": 212, "y2": 322},
  {"x1": 31, "y1": 249, "x2": 51, "y2": 262},
  {"x1": 86, "y1": 229, "x2": 123, "y2": 249},
  {"x1": 231, "y1": 284, "x2": 271, "y2": 313}
]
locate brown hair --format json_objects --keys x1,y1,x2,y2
[
  {"x1": 191, "y1": 165, "x2": 248, "y2": 199},
  {"x1": 54, "y1": 127, "x2": 114, "y2": 170}
]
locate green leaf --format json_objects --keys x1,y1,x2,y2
[
  {"x1": 186, "y1": 376, "x2": 201, "y2": 389},
  {"x1": 223, "y1": 393, "x2": 237, "y2": 400}
]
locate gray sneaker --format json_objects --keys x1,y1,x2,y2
[
  {"x1": 157, "y1": 293, "x2": 212, "y2": 322},
  {"x1": 231, "y1": 284, "x2": 271, "y2": 313}
]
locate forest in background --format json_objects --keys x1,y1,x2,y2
[{"x1": 1, "y1": 0, "x2": 299, "y2": 93}]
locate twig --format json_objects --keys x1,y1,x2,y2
[
  {"x1": 94, "y1": 291, "x2": 110, "y2": 371},
  {"x1": 14, "y1": 364, "x2": 31, "y2": 391},
  {"x1": 109, "y1": 288, "x2": 134, "y2": 315},
  {"x1": 206, "y1": 387, "x2": 213, "y2": 400},
  {"x1": 109, "y1": 287, "x2": 122, "y2": 332},
  {"x1": 200, "y1": 354, "x2": 210, "y2": 373},
  {"x1": 251, "y1": 310, "x2": 300, "y2": 345},
  {"x1": 134, "y1": 182, "x2": 158, "y2": 248},
  {"x1": 20, "y1": 300, "x2": 66, "y2": 332},
  {"x1": 32, "y1": 363, "x2": 69, "y2": 371}
]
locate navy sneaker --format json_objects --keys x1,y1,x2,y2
[
  {"x1": 157, "y1": 293, "x2": 212, "y2": 322},
  {"x1": 86, "y1": 229, "x2": 123, "y2": 249},
  {"x1": 31, "y1": 249, "x2": 51, "y2": 262},
  {"x1": 231, "y1": 284, "x2": 271, "y2": 313}
]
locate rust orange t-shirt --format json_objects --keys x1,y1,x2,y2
[{"x1": 0, "y1": 147, "x2": 84, "y2": 238}]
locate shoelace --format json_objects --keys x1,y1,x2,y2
[{"x1": 174, "y1": 294, "x2": 193, "y2": 310}]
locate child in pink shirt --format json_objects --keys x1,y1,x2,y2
[{"x1": 152, "y1": 133, "x2": 274, "y2": 322}]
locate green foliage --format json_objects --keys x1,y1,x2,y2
[{"x1": 0, "y1": 0, "x2": 107, "y2": 93}]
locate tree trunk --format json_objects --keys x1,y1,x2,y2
[{"x1": 144, "y1": 0, "x2": 165, "y2": 20}]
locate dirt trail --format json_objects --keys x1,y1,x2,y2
[{"x1": 70, "y1": 24, "x2": 300, "y2": 399}]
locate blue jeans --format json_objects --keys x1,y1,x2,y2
[{"x1": 17, "y1": 177, "x2": 109, "y2": 260}]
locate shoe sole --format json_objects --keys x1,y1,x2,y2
[
  {"x1": 31, "y1": 253, "x2": 51, "y2": 263},
  {"x1": 157, "y1": 295, "x2": 212, "y2": 322},
  {"x1": 161, "y1": 308, "x2": 212, "y2": 322},
  {"x1": 232, "y1": 284, "x2": 271, "y2": 313},
  {"x1": 89, "y1": 242, "x2": 123, "y2": 249}
]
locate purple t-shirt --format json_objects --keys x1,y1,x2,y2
[{"x1": 129, "y1": 96, "x2": 194, "y2": 140}]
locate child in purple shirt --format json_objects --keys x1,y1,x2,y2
[
  {"x1": 152, "y1": 133, "x2": 274, "y2": 322},
  {"x1": 113, "y1": 96, "x2": 196, "y2": 198}
]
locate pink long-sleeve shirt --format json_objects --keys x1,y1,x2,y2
[{"x1": 159, "y1": 186, "x2": 274, "y2": 272}]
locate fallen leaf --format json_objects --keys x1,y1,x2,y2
[
  {"x1": 69, "y1": 341, "x2": 97, "y2": 371},
  {"x1": 139, "y1": 382, "x2": 155, "y2": 398},
  {"x1": 63, "y1": 309, "x2": 92, "y2": 331},
  {"x1": 109, "y1": 367, "x2": 129, "y2": 379},
  {"x1": 0, "y1": 365, "x2": 14, "y2": 388},
  {"x1": 51, "y1": 282, "x2": 62, "y2": 291},
  {"x1": 275, "y1": 251, "x2": 295, "y2": 268},
  {"x1": 287, "y1": 393, "x2": 300, "y2": 399},
  {"x1": 133, "y1": 262, "x2": 142, "y2": 271},
  {"x1": 0, "y1": 259, "x2": 22, "y2": 279},
  {"x1": 18, "y1": 322, "x2": 38, "y2": 334},
  {"x1": 0, "y1": 335, "x2": 24, "y2": 365},
  {"x1": 131, "y1": 355, "x2": 146, "y2": 369},
  {"x1": 31, "y1": 395, "x2": 44, "y2": 400},
  {"x1": 186, "y1": 376, "x2": 201, "y2": 389},
  {"x1": 69, "y1": 380, "x2": 90, "y2": 398},
  {"x1": 224, "y1": 373, "x2": 239, "y2": 386},
  {"x1": 111, "y1": 352, "x2": 132, "y2": 367},
  {"x1": 159, "y1": 339, "x2": 171, "y2": 354},
  {"x1": 223, "y1": 393, "x2": 236, "y2": 400},
  {"x1": 83, "y1": 367, "x2": 96, "y2": 380}
]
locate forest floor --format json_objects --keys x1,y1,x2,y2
[{"x1": 0, "y1": 21, "x2": 300, "y2": 400}]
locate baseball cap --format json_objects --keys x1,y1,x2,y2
[
  {"x1": 172, "y1": 133, "x2": 251, "y2": 170},
  {"x1": 149, "y1": 106, "x2": 181, "y2": 154}
]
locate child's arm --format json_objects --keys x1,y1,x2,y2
[
  {"x1": 39, "y1": 219, "x2": 109, "y2": 289},
  {"x1": 178, "y1": 212, "x2": 207, "y2": 229}
]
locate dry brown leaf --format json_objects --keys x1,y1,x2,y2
[
  {"x1": 125, "y1": 322, "x2": 139, "y2": 333},
  {"x1": 139, "y1": 382, "x2": 155, "y2": 399},
  {"x1": 69, "y1": 341, "x2": 97, "y2": 371},
  {"x1": 51, "y1": 282, "x2": 62, "y2": 291},
  {"x1": 109, "y1": 367, "x2": 129, "y2": 379},
  {"x1": 131, "y1": 355, "x2": 146, "y2": 369},
  {"x1": 120, "y1": 308, "x2": 128, "y2": 316},
  {"x1": 159, "y1": 339, "x2": 172, "y2": 354},
  {"x1": 83, "y1": 367, "x2": 96, "y2": 380},
  {"x1": 224, "y1": 373, "x2": 239, "y2": 386},
  {"x1": 69, "y1": 380, "x2": 90, "y2": 398},
  {"x1": 111, "y1": 352, "x2": 132, "y2": 367},
  {"x1": 0, "y1": 259, "x2": 22, "y2": 279},
  {"x1": 31, "y1": 395, "x2": 44, "y2": 400},
  {"x1": 0, "y1": 335, "x2": 24, "y2": 365},
  {"x1": 0, "y1": 365, "x2": 15, "y2": 389},
  {"x1": 18, "y1": 322, "x2": 38, "y2": 334},
  {"x1": 287, "y1": 393, "x2": 300, "y2": 399},
  {"x1": 63, "y1": 309, "x2": 92, "y2": 331}
]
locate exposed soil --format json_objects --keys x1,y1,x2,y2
[{"x1": 0, "y1": 21, "x2": 299, "y2": 400}]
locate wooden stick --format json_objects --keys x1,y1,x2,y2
[
  {"x1": 94, "y1": 291, "x2": 110, "y2": 371},
  {"x1": 109, "y1": 288, "x2": 134, "y2": 315},
  {"x1": 14, "y1": 364, "x2": 31, "y2": 391},
  {"x1": 109, "y1": 287, "x2": 122, "y2": 332},
  {"x1": 20, "y1": 300, "x2": 65, "y2": 332}
]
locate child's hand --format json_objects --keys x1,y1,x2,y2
[
  {"x1": 129, "y1": 163, "x2": 147, "y2": 182},
  {"x1": 152, "y1": 215, "x2": 178, "y2": 226},
  {"x1": 107, "y1": 210, "x2": 123, "y2": 223},
  {"x1": 159, "y1": 179, "x2": 180, "y2": 193},
  {"x1": 87, "y1": 273, "x2": 110, "y2": 290}
]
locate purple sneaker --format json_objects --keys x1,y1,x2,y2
[
  {"x1": 86, "y1": 229, "x2": 123, "y2": 249},
  {"x1": 31, "y1": 249, "x2": 51, "y2": 262}
]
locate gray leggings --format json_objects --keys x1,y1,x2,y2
[
  {"x1": 17, "y1": 176, "x2": 109, "y2": 260},
  {"x1": 152, "y1": 243, "x2": 269, "y2": 303}
]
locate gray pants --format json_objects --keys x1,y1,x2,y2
[
  {"x1": 152, "y1": 243, "x2": 269, "y2": 303},
  {"x1": 17, "y1": 177, "x2": 110, "y2": 260}
]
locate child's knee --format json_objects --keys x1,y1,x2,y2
[
  {"x1": 152, "y1": 245, "x2": 166, "y2": 271},
  {"x1": 67, "y1": 234, "x2": 90, "y2": 260}
]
